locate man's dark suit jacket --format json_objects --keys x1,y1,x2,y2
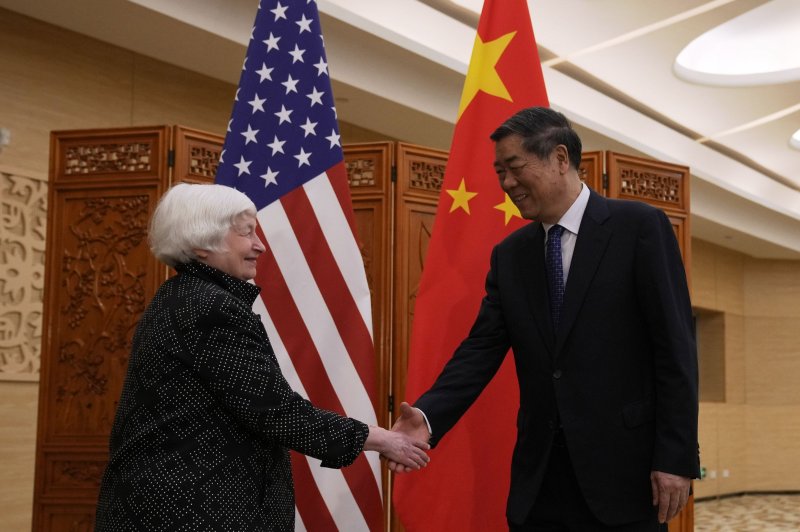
[
  {"x1": 95, "y1": 261, "x2": 368, "y2": 531},
  {"x1": 415, "y1": 190, "x2": 700, "y2": 526}
]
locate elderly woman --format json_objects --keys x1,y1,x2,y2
[{"x1": 95, "y1": 184, "x2": 429, "y2": 531}]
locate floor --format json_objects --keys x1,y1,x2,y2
[{"x1": 694, "y1": 494, "x2": 800, "y2": 531}]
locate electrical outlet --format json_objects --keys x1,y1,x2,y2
[
  {"x1": 708, "y1": 470, "x2": 717, "y2": 479},
  {"x1": 0, "y1": 127, "x2": 10, "y2": 149},
  {"x1": 722, "y1": 469, "x2": 730, "y2": 478}
]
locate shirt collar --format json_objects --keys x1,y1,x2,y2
[{"x1": 543, "y1": 183, "x2": 590, "y2": 236}]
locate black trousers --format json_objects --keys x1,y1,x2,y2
[{"x1": 509, "y1": 432, "x2": 667, "y2": 532}]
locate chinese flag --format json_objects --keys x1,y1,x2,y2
[{"x1": 393, "y1": 0, "x2": 548, "y2": 530}]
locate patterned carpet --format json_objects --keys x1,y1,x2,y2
[{"x1": 695, "y1": 494, "x2": 800, "y2": 531}]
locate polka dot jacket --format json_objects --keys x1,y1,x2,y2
[{"x1": 95, "y1": 261, "x2": 369, "y2": 531}]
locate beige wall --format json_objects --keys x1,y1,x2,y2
[{"x1": 692, "y1": 239, "x2": 800, "y2": 499}]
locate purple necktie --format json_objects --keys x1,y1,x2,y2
[{"x1": 545, "y1": 225, "x2": 565, "y2": 331}]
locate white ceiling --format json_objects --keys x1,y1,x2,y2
[{"x1": 2, "y1": 0, "x2": 799, "y2": 258}]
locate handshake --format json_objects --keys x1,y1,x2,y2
[{"x1": 364, "y1": 402, "x2": 432, "y2": 472}]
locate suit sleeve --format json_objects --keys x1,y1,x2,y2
[
  {"x1": 415, "y1": 245, "x2": 511, "y2": 446},
  {"x1": 635, "y1": 208, "x2": 700, "y2": 478},
  {"x1": 175, "y1": 290, "x2": 368, "y2": 469}
]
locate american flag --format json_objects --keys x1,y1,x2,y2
[{"x1": 215, "y1": 1, "x2": 382, "y2": 530}]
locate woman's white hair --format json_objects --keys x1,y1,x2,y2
[{"x1": 149, "y1": 183, "x2": 257, "y2": 267}]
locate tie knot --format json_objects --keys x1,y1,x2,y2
[{"x1": 548, "y1": 224, "x2": 564, "y2": 241}]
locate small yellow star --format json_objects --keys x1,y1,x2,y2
[
  {"x1": 458, "y1": 31, "x2": 516, "y2": 119},
  {"x1": 446, "y1": 178, "x2": 478, "y2": 214},
  {"x1": 494, "y1": 193, "x2": 522, "y2": 225}
]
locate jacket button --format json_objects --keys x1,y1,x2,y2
[{"x1": 553, "y1": 369, "x2": 562, "y2": 379}]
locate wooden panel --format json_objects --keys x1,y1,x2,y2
[
  {"x1": 392, "y1": 143, "x2": 446, "y2": 410},
  {"x1": 172, "y1": 125, "x2": 224, "y2": 185},
  {"x1": 606, "y1": 151, "x2": 694, "y2": 532},
  {"x1": 344, "y1": 142, "x2": 394, "y2": 517},
  {"x1": 606, "y1": 152, "x2": 689, "y2": 212},
  {"x1": 40, "y1": 505, "x2": 95, "y2": 532},
  {"x1": 606, "y1": 151, "x2": 692, "y2": 288},
  {"x1": 33, "y1": 127, "x2": 170, "y2": 531},
  {"x1": 579, "y1": 150, "x2": 604, "y2": 195},
  {"x1": 50, "y1": 127, "x2": 169, "y2": 185}
]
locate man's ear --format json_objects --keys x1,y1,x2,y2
[{"x1": 554, "y1": 145, "x2": 569, "y2": 171}]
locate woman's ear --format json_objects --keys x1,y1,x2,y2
[{"x1": 193, "y1": 248, "x2": 209, "y2": 259}]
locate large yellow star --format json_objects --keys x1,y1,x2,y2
[
  {"x1": 458, "y1": 31, "x2": 516, "y2": 119},
  {"x1": 446, "y1": 178, "x2": 478, "y2": 214},
  {"x1": 494, "y1": 193, "x2": 522, "y2": 225}
]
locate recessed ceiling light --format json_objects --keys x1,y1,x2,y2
[
  {"x1": 790, "y1": 129, "x2": 800, "y2": 151},
  {"x1": 674, "y1": 0, "x2": 800, "y2": 86}
]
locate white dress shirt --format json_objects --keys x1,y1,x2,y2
[{"x1": 542, "y1": 183, "x2": 590, "y2": 285}]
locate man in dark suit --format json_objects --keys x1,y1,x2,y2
[{"x1": 391, "y1": 107, "x2": 699, "y2": 530}]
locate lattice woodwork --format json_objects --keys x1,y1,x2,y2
[
  {"x1": 408, "y1": 159, "x2": 445, "y2": 192},
  {"x1": 0, "y1": 170, "x2": 47, "y2": 380},
  {"x1": 346, "y1": 157, "x2": 378, "y2": 187},
  {"x1": 172, "y1": 126, "x2": 223, "y2": 185},
  {"x1": 607, "y1": 152, "x2": 689, "y2": 212},
  {"x1": 51, "y1": 128, "x2": 169, "y2": 184}
]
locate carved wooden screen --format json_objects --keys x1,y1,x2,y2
[
  {"x1": 606, "y1": 152, "x2": 691, "y2": 286},
  {"x1": 605, "y1": 151, "x2": 693, "y2": 532},
  {"x1": 33, "y1": 126, "x2": 172, "y2": 531}
]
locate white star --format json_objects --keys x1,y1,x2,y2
[
  {"x1": 306, "y1": 87, "x2": 324, "y2": 106},
  {"x1": 227, "y1": 119, "x2": 233, "y2": 132},
  {"x1": 289, "y1": 44, "x2": 306, "y2": 64},
  {"x1": 219, "y1": 149, "x2": 225, "y2": 163},
  {"x1": 294, "y1": 148, "x2": 312, "y2": 167},
  {"x1": 263, "y1": 32, "x2": 280, "y2": 52},
  {"x1": 255, "y1": 63, "x2": 273, "y2": 82},
  {"x1": 331, "y1": 104, "x2": 337, "y2": 118},
  {"x1": 235, "y1": 88, "x2": 240, "y2": 101},
  {"x1": 281, "y1": 74, "x2": 299, "y2": 94},
  {"x1": 270, "y1": 2, "x2": 288, "y2": 21},
  {"x1": 296, "y1": 14, "x2": 313, "y2": 33},
  {"x1": 234, "y1": 156, "x2": 252, "y2": 176},
  {"x1": 260, "y1": 167, "x2": 279, "y2": 187},
  {"x1": 240, "y1": 124, "x2": 259, "y2": 145},
  {"x1": 325, "y1": 129, "x2": 341, "y2": 148},
  {"x1": 275, "y1": 105, "x2": 293, "y2": 124},
  {"x1": 267, "y1": 135, "x2": 286, "y2": 155},
  {"x1": 242, "y1": 56, "x2": 248, "y2": 71},
  {"x1": 300, "y1": 117, "x2": 318, "y2": 137},
  {"x1": 248, "y1": 93, "x2": 266, "y2": 113},
  {"x1": 314, "y1": 57, "x2": 328, "y2": 76}
]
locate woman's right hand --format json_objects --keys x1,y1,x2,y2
[{"x1": 364, "y1": 426, "x2": 430, "y2": 471}]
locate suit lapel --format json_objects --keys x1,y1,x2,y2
[
  {"x1": 520, "y1": 223, "x2": 556, "y2": 354},
  {"x1": 555, "y1": 191, "x2": 611, "y2": 352}
]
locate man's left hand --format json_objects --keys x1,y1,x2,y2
[{"x1": 650, "y1": 471, "x2": 690, "y2": 523}]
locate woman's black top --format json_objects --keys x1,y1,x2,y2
[{"x1": 95, "y1": 261, "x2": 368, "y2": 531}]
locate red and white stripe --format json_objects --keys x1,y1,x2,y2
[{"x1": 251, "y1": 162, "x2": 382, "y2": 531}]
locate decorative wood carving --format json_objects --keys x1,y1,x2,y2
[
  {"x1": 172, "y1": 126, "x2": 222, "y2": 185},
  {"x1": 0, "y1": 170, "x2": 47, "y2": 380},
  {"x1": 392, "y1": 144, "x2": 446, "y2": 412},
  {"x1": 64, "y1": 143, "x2": 153, "y2": 175},
  {"x1": 606, "y1": 152, "x2": 689, "y2": 211},
  {"x1": 34, "y1": 126, "x2": 169, "y2": 531}
]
